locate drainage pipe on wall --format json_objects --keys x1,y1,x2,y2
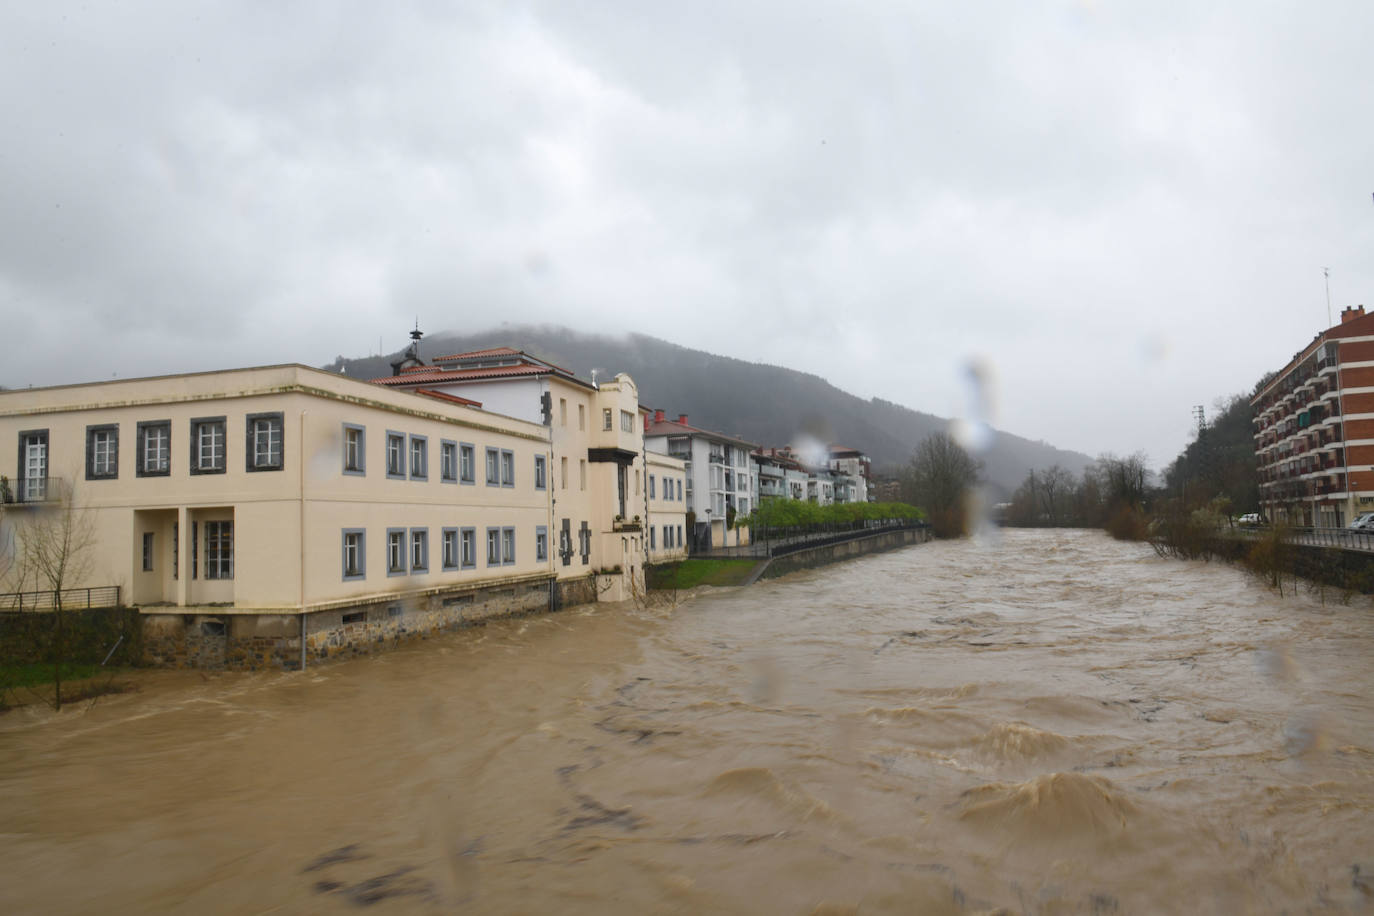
[{"x1": 299, "y1": 409, "x2": 308, "y2": 673}]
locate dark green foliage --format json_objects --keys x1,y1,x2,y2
[
  {"x1": 1163, "y1": 394, "x2": 1258, "y2": 514},
  {"x1": 745, "y1": 498, "x2": 925, "y2": 530}
]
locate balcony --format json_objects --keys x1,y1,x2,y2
[{"x1": 1, "y1": 476, "x2": 62, "y2": 505}]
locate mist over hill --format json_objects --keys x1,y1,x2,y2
[{"x1": 325, "y1": 326, "x2": 1094, "y2": 497}]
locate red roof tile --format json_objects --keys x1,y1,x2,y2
[
  {"x1": 415, "y1": 387, "x2": 483, "y2": 408},
  {"x1": 371, "y1": 364, "x2": 558, "y2": 385},
  {"x1": 644, "y1": 419, "x2": 757, "y2": 449},
  {"x1": 431, "y1": 346, "x2": 523, "y2": 362}
]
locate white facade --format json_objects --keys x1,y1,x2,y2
[{"x1": 644, "y1": 413, "x2": 755, "y2": 548}]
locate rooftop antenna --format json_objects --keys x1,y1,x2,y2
[{"x1": 1324, "y1": 267, "x2": 1332, "y2": 327}]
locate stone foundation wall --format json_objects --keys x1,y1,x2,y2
[{"x1": 141, "y1": 576, "x2": 559, "y2": 671}]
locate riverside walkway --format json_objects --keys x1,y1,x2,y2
[
  {"x1": 693, "y1": 519, "x2": 931, "y2": 560},
  {"x1": 1232, "y1": 526, "x2": 1374, "y2": 553}
]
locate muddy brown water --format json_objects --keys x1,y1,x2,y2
[{"x1": 3, "y1": 529, "x2": 1374, "y2": 914}]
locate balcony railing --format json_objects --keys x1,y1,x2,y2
[
  {"x1": 0, "y1": 585, "x2": 121, "y2": 612},
  {"x1": 1, "y1": 476, "x2": 63, "y2": 504}
]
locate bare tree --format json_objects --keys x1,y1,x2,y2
[
  {"x1": 901, "y1": 432, "x2": 982, "y2": 537},
  {"x1": 13, "y1": 489, "x2": 96, "y2": 710},
  {"x1": 1036, "y1": 465, "x2": 1076, "y2": 527}
]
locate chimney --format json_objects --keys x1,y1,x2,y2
[
  {"x1": 1342, "y1": 305, "x2": 1366, "y2": 324},
  {"x1": 654, "y1": 409, "x2": 665, "y2": 423},
  {"x1": 643, "y1": 413, "x2": 649, "y2": 432},
  {"x1": 678, "y1": 414, "x2": 688, "y2": 425}
]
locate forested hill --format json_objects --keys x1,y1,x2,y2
[{"x1": 325, "y1": 326, "x2": 1093, "y2": 496}]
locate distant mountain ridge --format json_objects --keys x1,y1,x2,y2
[{"x1": 325, "y1": 326, "x2": 1094, "y2": 497}]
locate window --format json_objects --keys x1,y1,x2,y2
[
  {"x1": 386, "y1": 432, "x2": 406, "y2": 478},
  {"x1": 459, "y1": 443, "x2": 475, "y2": 484},
  {"x1": 409, "y1": 434, "x2": 428, "y2": 480},
  {"x1": 342, "y1": 529, "x2": 365, "y2": 580},
  {"x1": 500, "y1": 449, "x2": 515, "y2": 487},
  {"x1": 137, "y1": 420, "x2": 171, "y2": 477},
  {"x1": 460, "y1": 527, "x2": 476, "y2": 569},
  {"x1": 485, "y1": 447, "x2": 500, "y2": 486},
  {"x1": 191, "y1": 521, "x2": 198, "y2": 578},
  {"x1": 649, "y1": 526, "x2": 656, "y2": 550},
  {"x1": 536, "y1": 526, "x2": 548, "y2": 562},
  {"x1": 579, "y1": 521, "x2": 591, "y2": 565},
  {"x1": 343, "y1": 424, "x2": 365, "y2": 475},
  {"x1": 205, "y1": 521, "x2": 233, "y2": 580},
  {"x1": 172, "y1": 522, "x2": 179, "y2": 580},
  {"x1": 534, "y1": 454, "x2": 547, "y2": 490},
  {"x1": 578, "y1": 404, "x2": 585, "y2": 430},
  {"x1": 18, "y1": 429, "x2": 50, "y2": 502},
  {"x1": 246, "y1": 412, "x2": 284, "y2": 471},
  {"x1": 649, "y1": 474, "x2": 655, "y2": 498},
  {"x1": 579, "y1": 459, "x2": 586, "y2": 491},
  {"x1": 502, "y1": 527, "x2": 516, "y2": 565},
  {"x1": 621, "y1": 410, "x2": 633, "y2": 432},
  {"x1": 142, "y1": 532, "x2": 155, "y2": 571},
  {"x1": 603, "y1": 408, "x2": 613, "y2": 431},
  {"x1": 410, "y1": 528, "x2": 428, "y2": 572},
  {"x1": 560, "y1": 519, "x2": 572, "y2": 566},
  {"x1": 559, "y1": 398, "x2": 567, "y2": 426},
  {"x1": 442, "y1": 528, "x2": 459, "y2": 570},
  {"x1": 387, "y1": 528, "x2": 406, "y2": 575},
  {"x1": 440, "y1": 440, "x2": 457, "y2": 482},
  {"x1": 560, "y1": 456, "x2": 568, "y2": 489},
  {"x1": 486, "y1": 527, "x2": 501, "y2": 566},
  {"x1": 190, "y1": 417, "x2": 226, "y2": 474},
  {"x1": 86, "y1": 424, "x2": 119, "y2": 480},
  {"x1": 677, "y1": 524, "x2": 683, "y2": 546}
]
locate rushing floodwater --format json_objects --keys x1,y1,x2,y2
[{"x1": 3, "y1": 529, "x2": 1374, "y2": 914}]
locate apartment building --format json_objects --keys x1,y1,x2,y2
[
  {"x1": 643, "y1": 411, "x2": 756, "y2": 548},
  {"x1": 644, "y1": 450, "x2": 688, "y2": 563},
  {"x1": 0, "y1": 365, "x2": 557, "y2": 667},
  {"x1": 1252, "y1": 304, "x2": 1374, "y2": 527},
  {"x1": 752, "y1": 448, "x2": 809, "y2": 506},
  {"x1": 371, "y1": 345, "x2": 653, "y2": 598},
  {"x1": 828, "y1": 445, "x2": 872, "y2": 503}
]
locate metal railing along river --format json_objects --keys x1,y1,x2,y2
[{"x1": 695, "y1": 518, "x2": 930, "y2": 559}]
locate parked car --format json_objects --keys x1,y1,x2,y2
[
  {"x1": 1348, "y1": 513, "x2": 1374, "y2": 530},
  {"x1": 1237, "y1": 513, "x2": 1267, "y2": 527}
]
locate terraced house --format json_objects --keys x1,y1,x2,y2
[{"x1": 0, "y1": 358, "x2": 662, "y2": 669}]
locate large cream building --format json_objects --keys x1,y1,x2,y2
[{"x1": 0, "y1": 356, "x2": 681, "y2": 668}]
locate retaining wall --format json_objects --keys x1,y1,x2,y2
[
  {"x1": 141, "y1": 574, "x2": 582, "y2": 670},
  {"x1": 759, "y1": 527, "x2": 932, "y2": 580},
  {"x1": 0, "y1": 607, "x2": 143, "y2": 667}
]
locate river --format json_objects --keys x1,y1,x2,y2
[{"x1": 3, "y1": 529, "x2": 1373, "y2": 914}]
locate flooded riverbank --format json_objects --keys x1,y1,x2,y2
[{"x1": 3, "y1": 529, "x2": 1373, "y2": 913}]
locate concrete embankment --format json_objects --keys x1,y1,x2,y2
[
  {"x1": 1208, "y1": 534, "x2": 1374, "y2": 593},
  {"x1": 748, "y1": 527, "x2": 933, "y2": 582}
]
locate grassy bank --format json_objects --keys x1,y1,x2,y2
[
  {"x1": 1, "y1": 663, "x2": 137, "y2": 711},
  {"x1": 647, "y1": 558, "x2": 758, "y2": 590}
]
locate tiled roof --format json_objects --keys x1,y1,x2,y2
[
  {"x1": 371, "y1": 364, "x2": 558, "y2": 386},
  {"x1": 431, "y1": 346, "x2": 523, "y2": 361},
  {"x1": 644, "y1": 419, "x2": 757, "y2": 449},
  {"x1": 415, "y1": 387, "x2": 482, "y2": 408}
]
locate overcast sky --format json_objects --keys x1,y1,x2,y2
[{"x1": 2, "y1": 2, "x2": 1370, "y2": 467}]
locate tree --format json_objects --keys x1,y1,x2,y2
[
  {"x1": 901, "y1": 432, "x2": 981, "y2": 537},
  {"x1": 7, "y1": 489, "x2": 96, "y2": 710}
]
